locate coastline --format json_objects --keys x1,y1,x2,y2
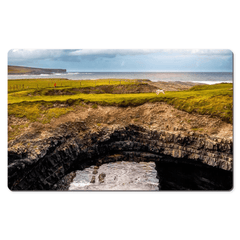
[
  {"x1": 7, "y1": 78, "x2": 233, "y2": 190},
  {"x1": 8, "y1": 108, "x2": 233, "y2": 190}
]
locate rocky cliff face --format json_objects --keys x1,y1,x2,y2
[
  {"x1": 8, "y1": 65, "x2": 66, "y2": 75},
  {"x1": 8, "y1": 122, "x2": 233, "y2": 190}
]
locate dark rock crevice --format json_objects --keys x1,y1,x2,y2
[{"x1": 156, "y1": 159, "x2": 232, "y2": 190}]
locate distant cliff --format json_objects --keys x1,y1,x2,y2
[{"x1": 8, "y1": 65, "x2": 67, "y2": 75}]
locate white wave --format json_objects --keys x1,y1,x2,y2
[
  {"x1": 40, "y1": 74, "x2": 50, "y2": 76},
  {"x1": 68, "y1": 182, "x2": 90, "y2": 190},
  {"x1": 192, "y1": 81, "x2": 232, "y2": 85},
  {"x1": 8, "y1": 74, "x2": 30, "y2": 77},
  {"x1": 150, "y1": 79, "x2": 232, "y2": 85}
]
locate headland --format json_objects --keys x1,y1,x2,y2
[{"x1": 8, "y1": 65, "x2": 66, "y2": 75}]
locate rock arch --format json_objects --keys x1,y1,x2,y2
[{"x1": 8, "y1": 123, "x2": 233, "y2": 190}]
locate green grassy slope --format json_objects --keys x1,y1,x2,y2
[{"x1": 8, "y1": 79, "x2": 233, "y2": 124}]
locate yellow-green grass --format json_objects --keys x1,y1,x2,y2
[
  {"x1": 8, "y1": 78, "x2": 144, "y2": 93},
  {"x1": 8, "y1": 82, "x2": 233, "y2": 124},
  {"x1": 8, "y1": 106, "x2": 74, "y2": 141},
  {"x1": 8, "y1": 102, "x2": 74, "y2": 123}
]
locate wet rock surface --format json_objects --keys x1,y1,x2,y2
[
  {"x1": 98, "y1": 173, "x2": 106, "y2": 183},
  {"x1": 8, "y1": 122, "x2": 233, "y2": 190},
  {"x1": 68, "y1": 161, "x2": 159, "y2": 190}
]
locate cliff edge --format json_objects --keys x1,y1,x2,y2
[{"x1": 8, "y1": 65, "x2": 66, "y2": 75}]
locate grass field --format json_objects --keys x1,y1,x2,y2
[
  {"x1": 8, "y1": 79, "x2": 233, "y2": 124},
  {"x1": 8, "y1": 78, "x2": 142, "y2": 92}
]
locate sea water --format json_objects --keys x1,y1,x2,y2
[
  {"x1": 69, "y1": 161, "x2": 159, "y2": 191},
  {"x1": 8, "y1": 72, "x2": 233, "y2": 84}
]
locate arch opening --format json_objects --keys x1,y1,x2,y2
[{"x1": 53, "y1": 151, "x2": 232, "y2": 191}]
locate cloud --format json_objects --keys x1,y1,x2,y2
[
  {"x1": 8, "y1": 49, "x2": 162, "y2": 60},
  {"x1": 159, "y1": 49, "x2": 232, "y2": 56},
  {"x1": 8, "y1": 49, "x2": 64, "y2": 60},
  {"x1": 8, "y1": 49, "x2": 232, "y2": 72},
  {"x1": 69, "y1": 49, "x2": 161, "y2": 56},
  {"x1": 8, "y1": 49, "x2": 232, "y2": 63}
]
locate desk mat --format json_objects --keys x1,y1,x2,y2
[{"x1": 8, "y1": 49, "x2": 233, "y2": 191}]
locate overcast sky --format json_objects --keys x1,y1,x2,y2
[{"x1": 8, "y1": 49, "x2": 233, "y2": 72}]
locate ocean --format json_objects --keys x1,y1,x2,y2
[{"x1": 8, "y1": 72, "x2": 233, "y2": 84}]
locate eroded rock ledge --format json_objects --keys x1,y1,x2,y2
[{"x1": 8, "y1": 122, "x2": 233, "y2": 190}]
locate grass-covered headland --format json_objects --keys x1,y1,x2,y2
[{"x1": 8, "y1": 78, "x2": 233, "y2": 125}]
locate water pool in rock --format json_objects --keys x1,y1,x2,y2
[{"x1": 68, "y1": 161, "x2": 159, "y2": 190}]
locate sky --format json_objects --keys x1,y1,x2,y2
[{"x1": 8, "y1": 49, "x2": 233, "y2": 72}]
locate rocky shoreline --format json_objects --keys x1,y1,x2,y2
[{"x1": 8, "y1": 119, "x2": 233, "y2": 190}]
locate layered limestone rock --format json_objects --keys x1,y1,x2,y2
[{"x1": 8, "y1": 122, "x2": 233, "y2": 190}]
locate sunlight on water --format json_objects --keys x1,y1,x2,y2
[{"x1": 69, "y1": 161, "x2": 159, "y2": 190}]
